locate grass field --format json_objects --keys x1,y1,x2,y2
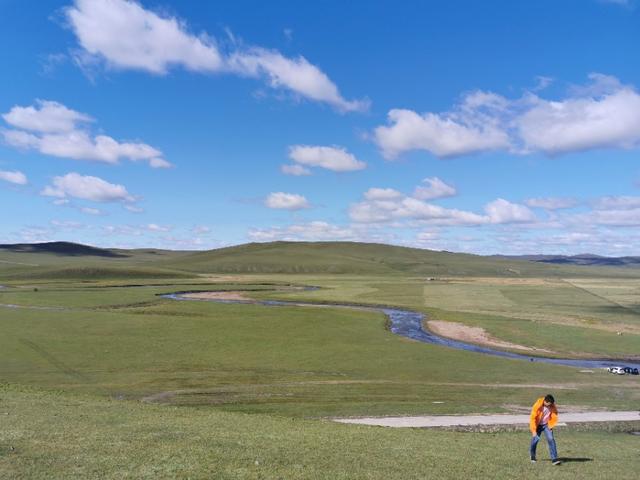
[
  {"x1": 1, "y1": 242, "x2": 640, "y2": 478},
  {"x1": 2, "y1": 385, "x2": 639, "y2": 480}
]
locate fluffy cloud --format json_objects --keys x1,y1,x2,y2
[
  {"x1": 525, "y1": 197, "x2": 579, "y2": 210},
  {"x1": 248, "y1": 221, "x2": 356, "y2": 242},
  {"x1": 413, "y1": 177, "x2": 456, "y2": 200},
  {"x1": 41, "y1": 172, "x2": 135, "y2": 203},
  {"x1": 363, "y1": 188, "x2": 403, "y2": 201},
  {"x1": 373, "y1": 74, "x2": 640, "y2": 159},
  {"x1": 374, "y1": 92, "x2": 511, "y2": 159},
  {"x1": 592, "y1": 196, "x2": 640, "y2": 210},
  {"x1": 350, "y1": 192, "x2": 487, "y2": 225},
  {"x1": 0, "y1": 170, "x2": 27, "y2": 185},
  {"x1": 3, "y1": 100, "x2": 92, "y2": 133},
  {"x1": 350, "y1": 182, "x2": 535, "y2": 226},
  {"x1": 228, "y1": 49, "x2": 368, "y2": 112},
  {"x1": 281, "y1": 164, "x2": 311, "y2": 176},
  {"x1": 65, "y1": 0, "x2": 366, "y2": 112},
  {"x1": 518, "y1": 75, "x2": 640, "y2": 154},
  {"x1": 65, "y1": 0, "x2": 222, "y2": 74},
  {"x1": 2, "y1": 100, "x2": 170, "y2": 168},
  {"x1": 286, "y1": 145, "x2": 366, "y2": 172},
  {"x1": 484, "y1": 198, "x2": 537, "y2": 224},
  {"x1": 264, "y1": 192, "x2": 310, "y2": 210}
]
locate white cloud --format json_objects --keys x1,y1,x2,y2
[
  {"x1": 573, "y1": 208, "x2": 640, "y2": 227},
  {"x1": 517, "y1": 75, "x2": 640, "y2": 154},
  {"x1": 192, "y1": 225, "x2": 211, "y2": 234},
  {"x1": 287, "y1": 145, "x2": 366, "y2": 172},
  {"x1": 248, "y1": 221, "x2": 357, "y2": 242},
  {"x1": 65, "y1": 0, "x2": 366, "y2": 112},
  {"x1": 41, "y1": 172, "x2": 135, "y2": 203},
  {"x1": 281, "y1": 164, "x2": 311, "y2": 176},
  {"x1": 374, "y1": 93, "x2": 511, "y2": 159},
  {"x1": 2, "y1": 100, "x2": 170, "y2": 168},
  {"x1": 484, "y1": 198, "x2": 537, "y2": 224},
  {"x1": 228, "y1": 49, "x2": 368, "y2": 112},
  {"x1": 2, "y1": 100, "x2": 92, "y2": 133},
  {"x1": 65, "y1": 0, "x2": 222, "y2": 74},
  {"x1": 373, "y1": 74, "x2": 640, "y2": 159},
  {"x1": 413, "y1": 177, "x2": 456, "y2": 200},
  {"x1": 363, "y1": 188, "x2": 403, "y2": 201},
  {"x1": 264, "y1": 192, "x2": 310, "y2": 210},
  {"x1": 525, "y1": 197, "x2": 579, "y2": 210},
  {"x1": 592, "y1": 196, "x2": 640, "y2": 210},
  {"x1": 0, "y1": 170, "x2": 28, "y2": 185},
  {"x1": 349, "y1": 182, "x2": 535, "y2": 226},
  {"x1": 350, "y1": 193, "x2": 487, "y2": 226}
]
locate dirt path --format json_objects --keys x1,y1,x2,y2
[{"x1": 333, "y1": 411, "x2": 640, "y2": 428}]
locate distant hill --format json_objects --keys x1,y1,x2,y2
[
  {"x1": 494, "y1": 253, "x2": 640, "y2": 268},
  {"x1": 2, "y1": 241, "x2": 640, "y2": 279},
  {"x1": 0, "y1": 241, "x2": 128, "y2": 258},
  {"x1": 158, "y1": 241, "x2": 635, "y2": 277}
]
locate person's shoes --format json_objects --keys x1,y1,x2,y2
[
  {"x1": 552, "y1": 459, "x2": 561, "y2": 465},
  {"x1": 530, "y1": 458, "x2": 537, "y2": 463}
]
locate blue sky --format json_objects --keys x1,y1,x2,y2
[{"x1": 1, "y1": 0, "x2": 640, "y2": 255}]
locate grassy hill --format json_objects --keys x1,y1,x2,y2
[
  {"x1": 159, "y1": 241, "x2": 640, "y2": 277},
  {"x1": 3, "y1": 240, "x2": 640, "y2": 278},
  {"x1": 0, "y1": 242, "x2": 193, "y2": 280}
]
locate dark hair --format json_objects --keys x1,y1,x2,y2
[{"x1": 544, "y1": 394, "x2": 555, "y2": 404}]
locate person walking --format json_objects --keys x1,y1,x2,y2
[{"x1": 529, "y1": 394, "x2": 561, "y2": 465}]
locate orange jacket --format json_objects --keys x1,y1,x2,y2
[{"x1": 529, "y1": 397, "x2": 558, "y2": 434}]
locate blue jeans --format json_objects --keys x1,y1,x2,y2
[{"x1": 530, "y1": 424, "x2": 558, "y2": 460}]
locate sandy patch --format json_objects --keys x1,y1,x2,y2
[
  {"x1": 442, "y1": 277, "x2": 560, "y2": 286},
  {"x1": 427, "y1": 320, "x2": 556, "y2": 353},
  {"x1": 181, "y1": 291, "x2": 252, "y2": 301},
  {"x1": 333, "y1": 411, "x2": 640, "y2": 428}
]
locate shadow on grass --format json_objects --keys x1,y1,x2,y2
[{"x1": 557, "y1": 457, "x2": 593, "y2": 463}]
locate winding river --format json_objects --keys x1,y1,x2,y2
[{"x1": 162, "y1": 291, "x2": 640, "y2": 370}]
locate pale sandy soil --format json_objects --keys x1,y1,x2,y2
[
  {"x1": 333, "y1": 411, "x2": 640, "y2": 428},
  {"x1": 440, "y1": 277, "x2": 560, "y2": 286},
  {"x1": 427, "y1": 320, "x2": 556, "y2": 354},
  {"x1": 181, "y1": 291, "x2": 252, "y2": 301}
]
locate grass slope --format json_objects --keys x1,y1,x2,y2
[
  {"x1": 1, "y1": 385, "x2": 639, "y2": 479},
  {"x1": 160, "y1": 241, "x2": 640, "y2": 277}
]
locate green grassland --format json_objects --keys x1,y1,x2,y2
[
  {"x1": 2, "y1": 385, "x2": 639, "y2": 480},
  {"x1": 1, "y1": 241, "x2": 640, "y2": 478}
]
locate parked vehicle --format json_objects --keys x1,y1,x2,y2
[
  {"x1": 622, "y1": 367, "x2": 639, "y2": 375},
  {"x1": 607, "y1": 366, "x2": 626, "y2": 375}
]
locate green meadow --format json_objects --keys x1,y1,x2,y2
[{"x1": 1, "y1": 242, "x2": 639, "y2": 478}]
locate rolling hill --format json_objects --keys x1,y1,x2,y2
[
  {"x1": 158, "y1": 241, "x2": 640, "y2": 277},
  {"x1": 2, "y1": 240, "x2": 640, "y2": 278}
]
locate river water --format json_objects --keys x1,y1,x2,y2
[{"x1": 162, "y1": 292, "x2": 640, "y2": 370}]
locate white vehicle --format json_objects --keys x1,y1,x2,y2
[{"x1": 607, "y1": 366, "x2": 626, "y2": 375}]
